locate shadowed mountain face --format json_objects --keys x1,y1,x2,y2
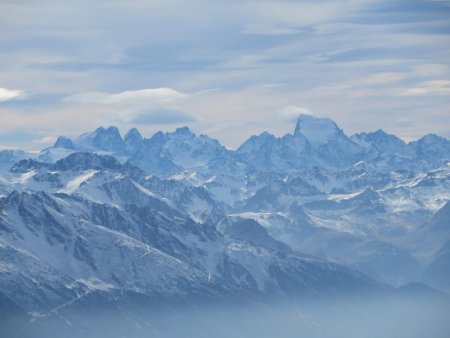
[{"x1": 0, "y1": 115, "x2": 449, "y2": 337}]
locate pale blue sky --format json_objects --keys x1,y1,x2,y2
[{"x1": 0, "y1": 0, "x2": 449, "y2": 149}]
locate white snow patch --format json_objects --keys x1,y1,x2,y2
[{"x1": 60, "y1": 170, "x2": 98, "y2": 194}]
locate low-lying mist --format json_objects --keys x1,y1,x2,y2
[{"x1": 4, "y1": 289, "x2": 449, "y2": 338}]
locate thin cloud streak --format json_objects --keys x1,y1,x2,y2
[{"x1": 63, "y1": 88, "x2": 189, "y2": 105}]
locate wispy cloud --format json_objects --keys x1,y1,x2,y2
[
  {"x1": 395, "y1": 80, "x2": 450, "y2": 96},
  {"x1": 63, "y1": 87, "x2": 196, "y2": 126},
  {"x1": 0, "y1": 88, "x2": 25, "y2": 102},
  {"x1": 63, "y1": 88, "x2": 188, "y2": 105},
  {"x1": 279, "y1": 105, "x2": 314, "y2": 122},
  {"x1": 364, "y1": 72, "x2": 409, "y2": 85},
  {"x1": 126, "y1": 108, "x2": 197, "y2": 125},
  {"x1": 412, "y1": 64, "x2": 449, "y2": 78},
  {"x1": 35, "y1": 135, "x2": 57, "y2": 145},
  {"x1": 242, "y1": 23, "x2": 301, "y2": 36}
]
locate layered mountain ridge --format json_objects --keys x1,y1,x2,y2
[{"x1": 44, "y1": 114, "x2": 449, "y2": 176}]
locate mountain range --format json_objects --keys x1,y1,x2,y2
[{"x1": 0, "y1": 114, "x2": 449, "y2": 337}]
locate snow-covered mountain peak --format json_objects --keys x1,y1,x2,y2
[
  {"x1": 76, "y1": 126, "x2": 127, "y2": 154},
  {"x1": 9, "y1": 152, "x2": 125, "y2": 175},
  {"x1": 52, "y1": 126, "x2": 127, "y2": 155},
  {"x1": 124, "y1": 127, "x2": 143, "y2": 143},
  {"x1": 415, "y1": 133, "x2": 448, "y2": 145},
  {"x1": 237, "y1": 131, "x2": 277, "y2": 153},
  {"x1": 145, "y1": 130, "x2": 167, "y2": 145},
  {"x1": 96, "y1": 125, "x2": 120, "y2": 134},
  {"x1": 124, "y1": 127, "x2": 144, "y2": 153},
  {"x1": 352, "y1": 129, "x2": 406, "y2": 153},
  {"x1": 85, "y1": 126, "x2": 123, "y2": 143},
  {"x1": 53, "y1": 152, "x2": 123, "y2": 172},
  {"x1": 94, "y1": 125, "x2": 124, "y2": 146},
  {"x1": 173, "y1": 126, "x2": 194, "y2": 137},
  {"x1": 358, "y1": 129, "x2": 404, "y2": 144},
  {"x1": 9, "y1": 158, "x2": 46, "y2": 173},
  {"x1": 293, "y1": 114, "x2": 342, "y2": 144},
  {"x1": 54, "y1": 136, "x2": 75, "y2": 149}
]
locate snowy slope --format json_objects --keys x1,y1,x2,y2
[{"x1": 0, "y1": 153, "x2": 377, "y2": 318}]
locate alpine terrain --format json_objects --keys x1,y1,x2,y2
[{"x1": 1, "y1": 114, "x2": 449, "y2": 337}]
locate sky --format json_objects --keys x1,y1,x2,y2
[{"x1": 0, "y1": 0, "x2": 449, "y2": 150}]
